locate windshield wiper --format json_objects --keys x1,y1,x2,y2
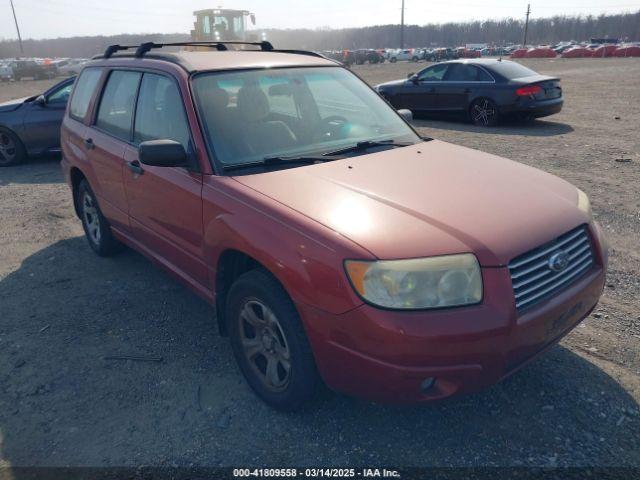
[
  {"x1": 322, "y1": 139, "x2": 415, "y2": 157},
  {"x1": 222, "y1": 154, "x2": 341, "y2": 172}
]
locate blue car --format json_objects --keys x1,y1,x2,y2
[
  {"x1": 375, "y1": 59, "x2": 563, "y2": 126},
  {"x1": 0, "y1": 76, "x2": 75, "y2": 166}
]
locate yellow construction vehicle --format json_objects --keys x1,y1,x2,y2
[{"x1": 191, "y1": 8, "x2": 258, "y2": 43}]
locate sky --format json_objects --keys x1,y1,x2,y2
[{"x1": 1, "y1": 0, "x2": 639, "y2": 40}]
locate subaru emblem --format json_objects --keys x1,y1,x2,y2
[{"x1": 548, "y1": 250, "x2": 570, "y2": 272}]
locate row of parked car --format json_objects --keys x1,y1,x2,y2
[
  {"x1": 0, "y1": 58, "x2": 89, "y2": 82},
  {"x1": 322, "y1": 45, "x2": 522, "y2": 66},
  {"x1": 511, "y1": 42, "x2": 640, "y2": 59}
]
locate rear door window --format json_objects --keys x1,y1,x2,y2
[
  {"x1": 445, "y1": 64, "x2": 494, "y2": 82},
  {"x1": 133, "y1": 73, "x2": 191, "y2": 150},
  {"x1": 69, "y1": 68, "x2": 102, "y2": 120},
  {"x1": 95, "y1": 70, "x2": 141, "y2": 141}
]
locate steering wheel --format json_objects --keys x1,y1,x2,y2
[{"x1": 317, "y1": 115, "x2": 349, "y2": 140}]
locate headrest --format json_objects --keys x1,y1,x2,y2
[
  {"x1": 237, "y1": 85, "x2": 270, "y2": 122},
  {"x1": 201, "y1": 86, "x2": 229, "y2": 111}
]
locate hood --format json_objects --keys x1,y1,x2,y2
[
  {"x1": 0, "y1": 97, "x2": 28, "y2": 113},
  {"x1": 376, "y1": 78, "x2": 408, "y2": 89},
  {"x1": 233, "y1": 141, "x2": 587, "y2": 266}
]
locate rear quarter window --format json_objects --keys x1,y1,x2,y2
[{"x1": 69, "y1": 68, "x2": 102, "y2": 120}]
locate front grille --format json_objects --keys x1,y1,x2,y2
[{"x1": 508, "y1": 225, "x2": 594, "y2": 311}]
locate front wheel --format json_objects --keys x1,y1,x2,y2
[
  {"x1": 227, "y1": 269, "x2": 321, "y2": 411},
  {"x1": 390, "y1": 57, "x2": 397, "y2": 63},
  {"x1": 470, "y1": 98, "x2": 500, "y2": 127},
  {"x1": 0, "y1": 128, "x2": 26, "y2": 167},
  {"x1": 78, "y1": 180, "x2": 124, "y2": 256}
]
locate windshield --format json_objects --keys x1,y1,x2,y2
[
  {"x1": 490, "y1": 61, "x2": 539, "y2": 79},
  {"x1": 192, "y1": 66, "x2": 420, "y2": 168}
]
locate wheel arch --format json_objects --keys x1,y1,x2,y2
[
  {"x1": 69, "y1": 166, "x2": 87, "y2": 218},
  {"x1": 215, "y1": 248, "x2": 273, "y2": 336}
]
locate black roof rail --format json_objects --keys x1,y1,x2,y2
[
  {"x1": 101, "y1": 41, "x2": 275, "y2": 59},
  {"x1": 103, "y1": 44, "x2": 137, "y2": 58},
  {"x1": 98, "y1": 41, "x2": 333, "y2": 63}
]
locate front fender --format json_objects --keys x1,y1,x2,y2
[{"x1": 202, "y1": 176, "x2": 371, "y2": 315}]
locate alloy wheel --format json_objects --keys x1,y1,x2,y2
[
  {"x1": 472, "y1": 99, "x2": 497, "y2": 126},
  {"x1": 0, "y1": 132, "x2": 17, "y2": 164},
  {"x1": 82, "y1": 192, "x2": 101, "y2": 245},
  {"x1": 238, "y1": 299, "x2": 292, "y2": 392}
]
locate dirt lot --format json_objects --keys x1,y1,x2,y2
[{"x1": 0, "y1": 58, "x2": 639, "y2": 471}]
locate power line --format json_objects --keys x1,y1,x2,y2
[
  {"x1": 400, "y1": 0, "x2": 405, "y2": 48},
  {"x1": 523, "y1": 3, "x2": 531, "y2": 47},
  {"x1": 9, "y1": 0, "x2": 24, "y2": 54}
]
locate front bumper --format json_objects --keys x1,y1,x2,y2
[{"x1": 299, "y1": 222, "x2": 607, "y2": 404}]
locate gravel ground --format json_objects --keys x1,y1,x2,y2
[{"x1": 0, "y1": 58, "x2": 638, "y2": 470}]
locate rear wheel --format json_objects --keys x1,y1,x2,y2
[
  {"x1": 0, "y1": 128, "x2": 26, "y2": 167},
  {"x1": 390, "y1": 57, "x2": 397, "y2": 63},
  {"x1": 470, "y1": 98, "x2": 500, "y2": 127},
  {"x1": 227, "y1": 269, "x2": 320, "y2": 411},
  {"x1": 78, "y1": 180, "x2": 123, "y2": 256}
]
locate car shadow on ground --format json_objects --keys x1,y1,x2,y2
[
  {"x1": 412, "y1": 116, "x2": 574, "y2": 137},
  {"x1": 0, "y1": 237, "x2": 638, "y2": 468},
  {"x1": 0, "y1": 155, "x2": 63, "y2": 186}
]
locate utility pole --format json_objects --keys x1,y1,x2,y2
[
  {"x1": 9, "y1": 0, "x2": 24, "y2": 55},
  {"x1": 400, "y1": 0, "x2": 405, "y2": 49},
  {"x1": 522, "y1": 3, "x2": 531, "y2": 48}
]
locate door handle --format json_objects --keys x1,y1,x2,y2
[
  {"x1": 127, "y1": 160, "x2": 144, "y2": 175},
  {"x1": 429, "y1": 87, "x2": 436, "y2": 93},
  {"x1": 83, "y1": 138, "x2": 94, "y2": 150}
]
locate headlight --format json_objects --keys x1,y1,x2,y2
[
  {"x1": 577, "y1": 189, "x2": 592, "y2": 218},
  {"x1": 345, "y1": 254, "x2": 482, "y2": 310}
]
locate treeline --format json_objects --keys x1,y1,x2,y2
[
  {"x1": 1, "y1": 10, "x2": 638, "y2": 58},
  {"x1": 266, "y1": 11, "x2": 640, "y2": 50}
]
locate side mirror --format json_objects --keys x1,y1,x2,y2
[
  {"x1": 139, "y1": 140, "x2": 187, "y2": 167},
  {"x1": 35, "y1": 95, "x2": 47, "y2": 106},
  {"x1": 397, "y1": 109, "x2": 413, "y2": 122},
  {"x1": 407, "y1": 72, "x2": 415, "y2": 78},
  {"x1": 408, "y1": 74, "x2": 419, "y2": 84}
]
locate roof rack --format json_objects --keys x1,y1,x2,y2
[
  {"x1": 100, "y1": 41, "x2": 329, "y2": 61},
  {"x1": 102, "y1": 41, "x2": 274, "y2": 58}
]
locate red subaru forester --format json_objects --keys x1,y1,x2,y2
[{"x1": 60, "y1": 42, "x2": 607, "y2": 410}]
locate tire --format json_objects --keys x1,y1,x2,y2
[
  {"x1": 0, "y1": 128, "x2": 26, "y2": 167},
  {"x1": 390, "y1": 57, "x2": 397, "y2": 63},
  {"x1": 412, "y1": 56, "x2": 419, "y2": 62},
  {"x1": 227, "y1": 269, "x2": 321, "y2": 411},
  {"x1": 77, "y1": 179, "x2": 124, "y2": 256},
  {"x1": 470, "y1": 98, "x2": 500, "y2": 127}
]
